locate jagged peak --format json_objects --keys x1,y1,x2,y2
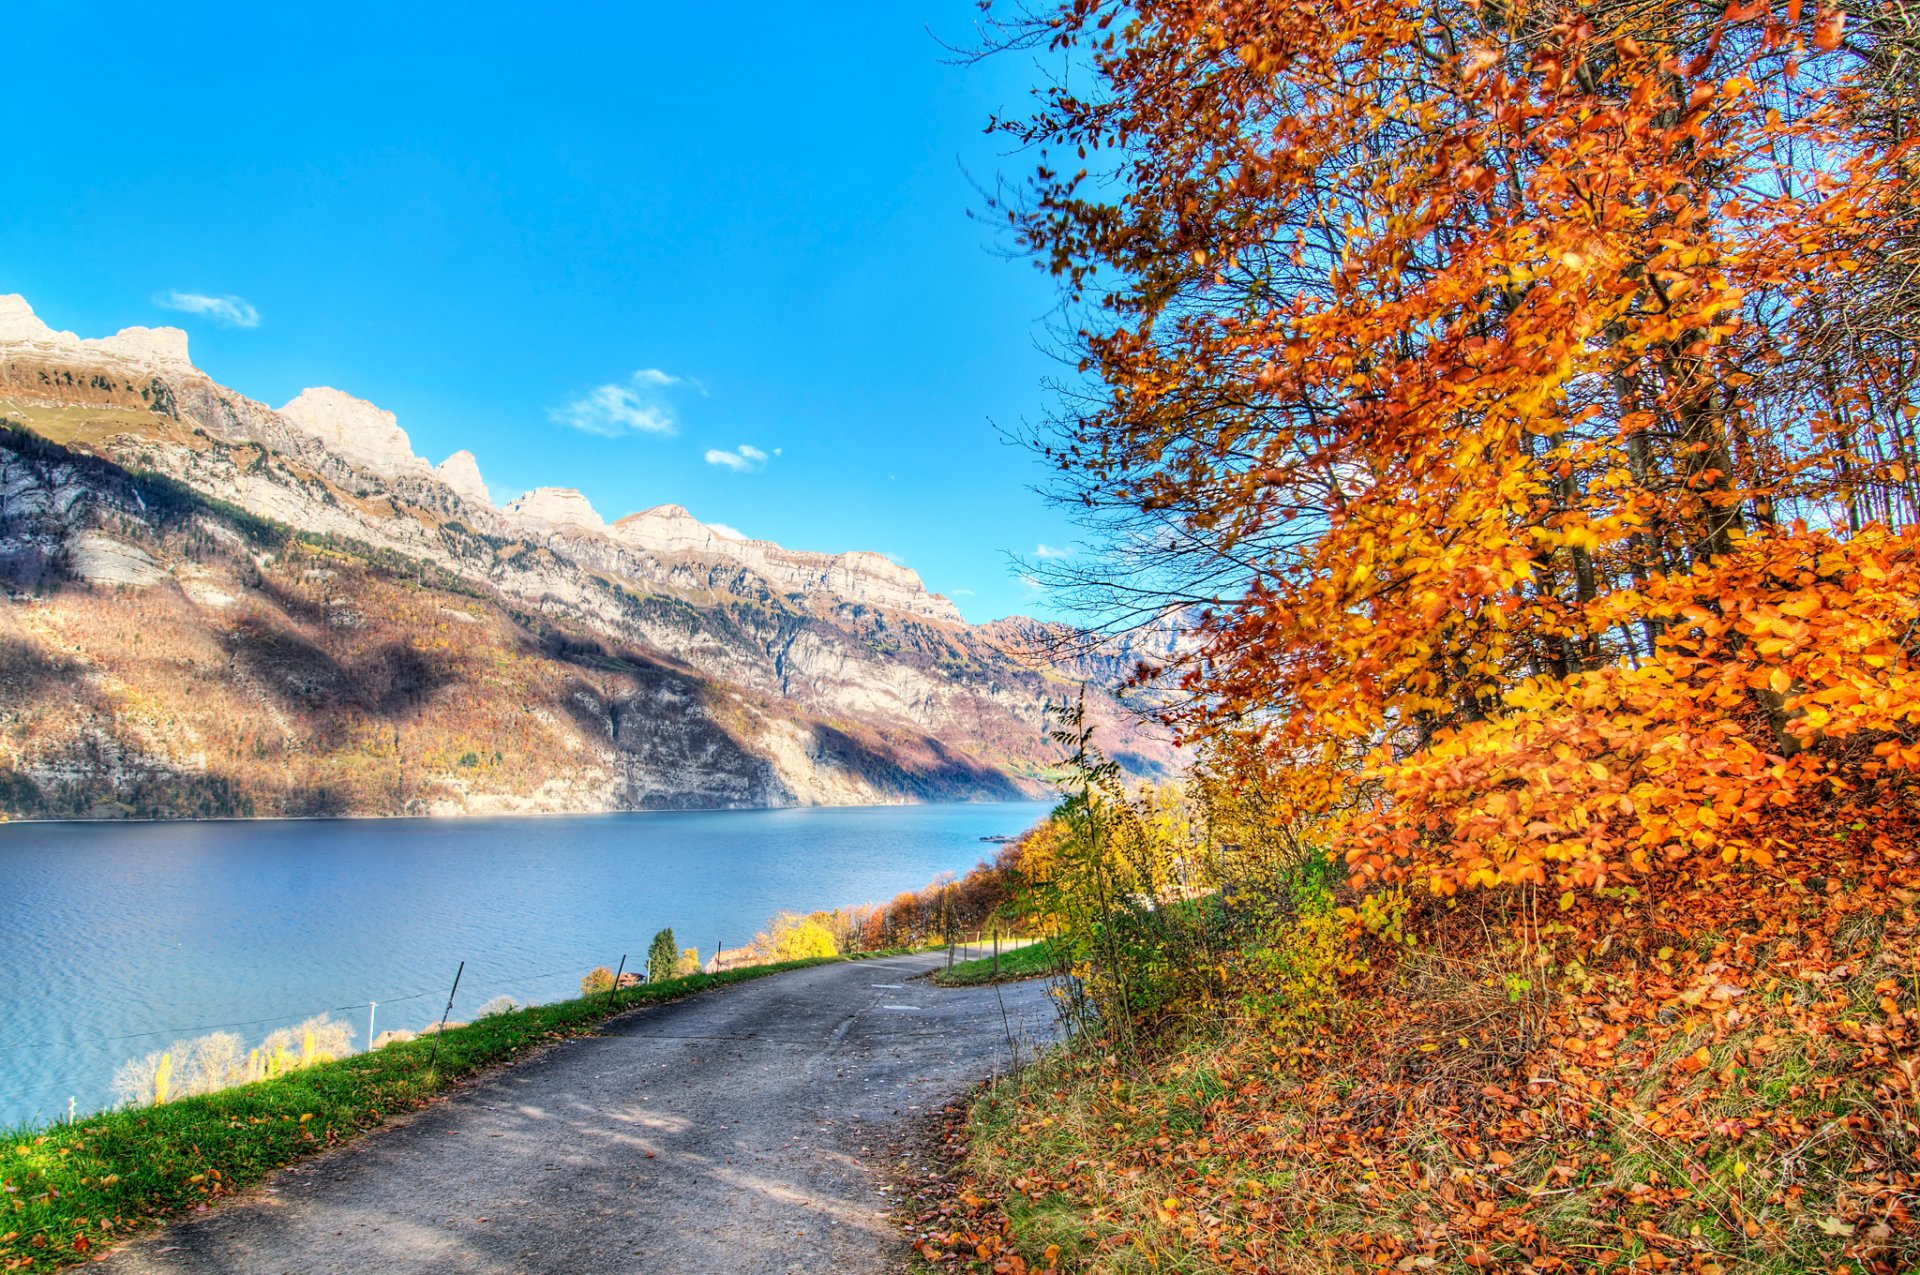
[
  {"x1": 436, "y1": 450, "x2": 490, "y2": 507},
  {"x1": 507, "y1": 486, "x2": 606, "y2": 534},
  {"x1": 0, "y1": 294, "x2": 57, "y2": 343},
  {"x1": 0, "y1": 293, "x2": 193, "y2": 370},
  {"x1": 278, "y1": 387, "x2": 426, "y2": 476}
]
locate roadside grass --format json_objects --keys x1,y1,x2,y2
[
  {"x1": 0, "y1": 954, "x2": 872, "y2": 1273},
  {"x1": 853, "y1": 943, "x2": 944, "y2": 961},
  {"x1": 933, "y1": 940, "x2": 1059, "y2": 988}
]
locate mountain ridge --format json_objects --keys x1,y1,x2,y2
[{"x1": 0, "y1": 294, "x2": 1174, "y2": 819}]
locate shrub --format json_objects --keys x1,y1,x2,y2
[
  {"x1": 111, "y1": 1014, "x2": 355, "y2": 1109},
  {"x1": 755, "y1": 911, "x2": 838, "y2": 961}
]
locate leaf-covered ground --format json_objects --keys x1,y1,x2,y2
[{"x1": 913, "y1": 846, "x2": 1918, "y2": 1274}]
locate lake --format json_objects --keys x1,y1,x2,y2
[{"x1": 0, "y1": 801, "x2": 1051, "y2": 1129}]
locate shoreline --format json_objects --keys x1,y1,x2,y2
[{"x1": 0, "y1": 793, "x2": 1054, "y2": 830}]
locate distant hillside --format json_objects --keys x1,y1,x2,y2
[{"x1": 0, "y1": 295, "x2": 1176, "y2": 819}]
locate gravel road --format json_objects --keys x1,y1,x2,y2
[{"x1": 102, "y1": 951, "x2": 1058, "y2": 1275}]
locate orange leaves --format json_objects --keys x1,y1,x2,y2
[
  {"x1": 1340, "y1": 525, "x2": 1920, "y2": 899},
  {"x1": 1813, "y1": 9, "x2": 1846, "y2": 53}
]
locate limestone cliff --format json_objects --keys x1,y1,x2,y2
[
  {"x1": 279, "y1": 387, "x2": 430, "y2": 478},
  {"x1": 0, "y1": 294, "x2": 194, "y2": 373}
]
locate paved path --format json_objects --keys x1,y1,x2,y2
[{"x1": 104, "y1": 952, "x2": 1057, "y2": 1275}]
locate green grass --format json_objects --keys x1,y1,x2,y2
[
  {"x1": 932, "y1": 939, "x2": 1059, "y2": 987},
  {"x1": 0, "y1": 957, "x2": 845, "y2": 1272}
]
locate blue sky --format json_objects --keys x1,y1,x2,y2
[{"x1": 2, "y1": 2, "x2": 1083, "y2": 621}]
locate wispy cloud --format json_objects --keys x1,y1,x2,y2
[
  {"x1": 154, "y1": 291, "x2": 260, "y2": 328},
  {"x1": 708, "y1": 522, "x2": 748, "y2": 541},
  {"x1": 551, "y1": 369, "x2": 683, "y2": 437},
  {"x1": 705, "y1": 443, "x2": 777, "y2": 473},
  {"x1": 1033, "y1": 542, "x2": 1075, "y2": 559},
  {"x1": 949, "y1": 588, "x2": 976, "y2": 597}
]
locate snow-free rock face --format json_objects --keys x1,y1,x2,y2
[
  {"x1": 0, "y1": 295, "x2": 49, "y2": 345},
  {"x1": 436, "y1": 450, "x2": 490, "y2": 507},
  {"x1": 610, "y1": 504, "x2": 964, "y2": 623},
  {"x1": 92, "y1": 326, "x2": 192, "y2": 368},
  {"x1": 610, "y1": 503, "x2": 732, "y2": 556},
  {"x1": 506, "y1": 486, "x2": 606, "y2": 535},
  {"x1": 279, "y1": 388, "x2": 427, "y2": 477},
  {"x1": 66, "y1": 532, "x2": 166, "y2": 588},
  {"x1": 0, "y1": 294, "x2": 193, "y2": 372}
]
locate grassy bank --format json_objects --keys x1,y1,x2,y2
[
  {"x1": 932, "y1": 939, "x2": 1058, "y2": 988},
  {"x1": 0, "y1": 956, "x2": 852, "y2": 1272}
]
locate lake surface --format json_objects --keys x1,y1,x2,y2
[{"x1": 0, "y1": 802, "x2": 1051, "y2": 1129}]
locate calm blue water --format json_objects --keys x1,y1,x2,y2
[{"x1": 0, "y1": 802, "x2": 1050, "y2": 1128}]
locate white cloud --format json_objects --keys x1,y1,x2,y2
[
  {"x1": 154, "y1": 291, "x2": 260, "y2": 328},
  {"x1": 707, "y1": 522, "x2": 747, "y2": 541},
  {"x1": 949, "y1": 588, "x2": 976, "y2": 597},
  {"x1": 551, "y1": 369, "x2": 683, "y2": 438},
  {"x1": 1033, "y1": 542, "x2": 1075, "y2": 559},
  {"x1": 705, "y1": 443, "x2": 773, "y2": 473}
]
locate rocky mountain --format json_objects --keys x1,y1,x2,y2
[{"x1": 0, "y1": 295, "x2": 1174, "y2": 819}]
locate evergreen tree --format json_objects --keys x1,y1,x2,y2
[{"x1": 646, "y1": 928, "x2": 677, "y2": 984}]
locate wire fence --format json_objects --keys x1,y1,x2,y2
[{"x1": 0, "y1": 934, "x2": 760, "y2": 1127}]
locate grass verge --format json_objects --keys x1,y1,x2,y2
[
  {"x1": 932, "y1": 940, "x2": 1059, "y2": 988},
  {"x1": 1, "y1": 956, "x2": 852, "y2": 1272}
]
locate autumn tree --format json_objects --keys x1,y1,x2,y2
[
  {"x1": 756, "y1": 911, "x2": 838, "y2": 961},
  {"x1": 996, "y1": 0, "x2": 1920, "y2": 895}
]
